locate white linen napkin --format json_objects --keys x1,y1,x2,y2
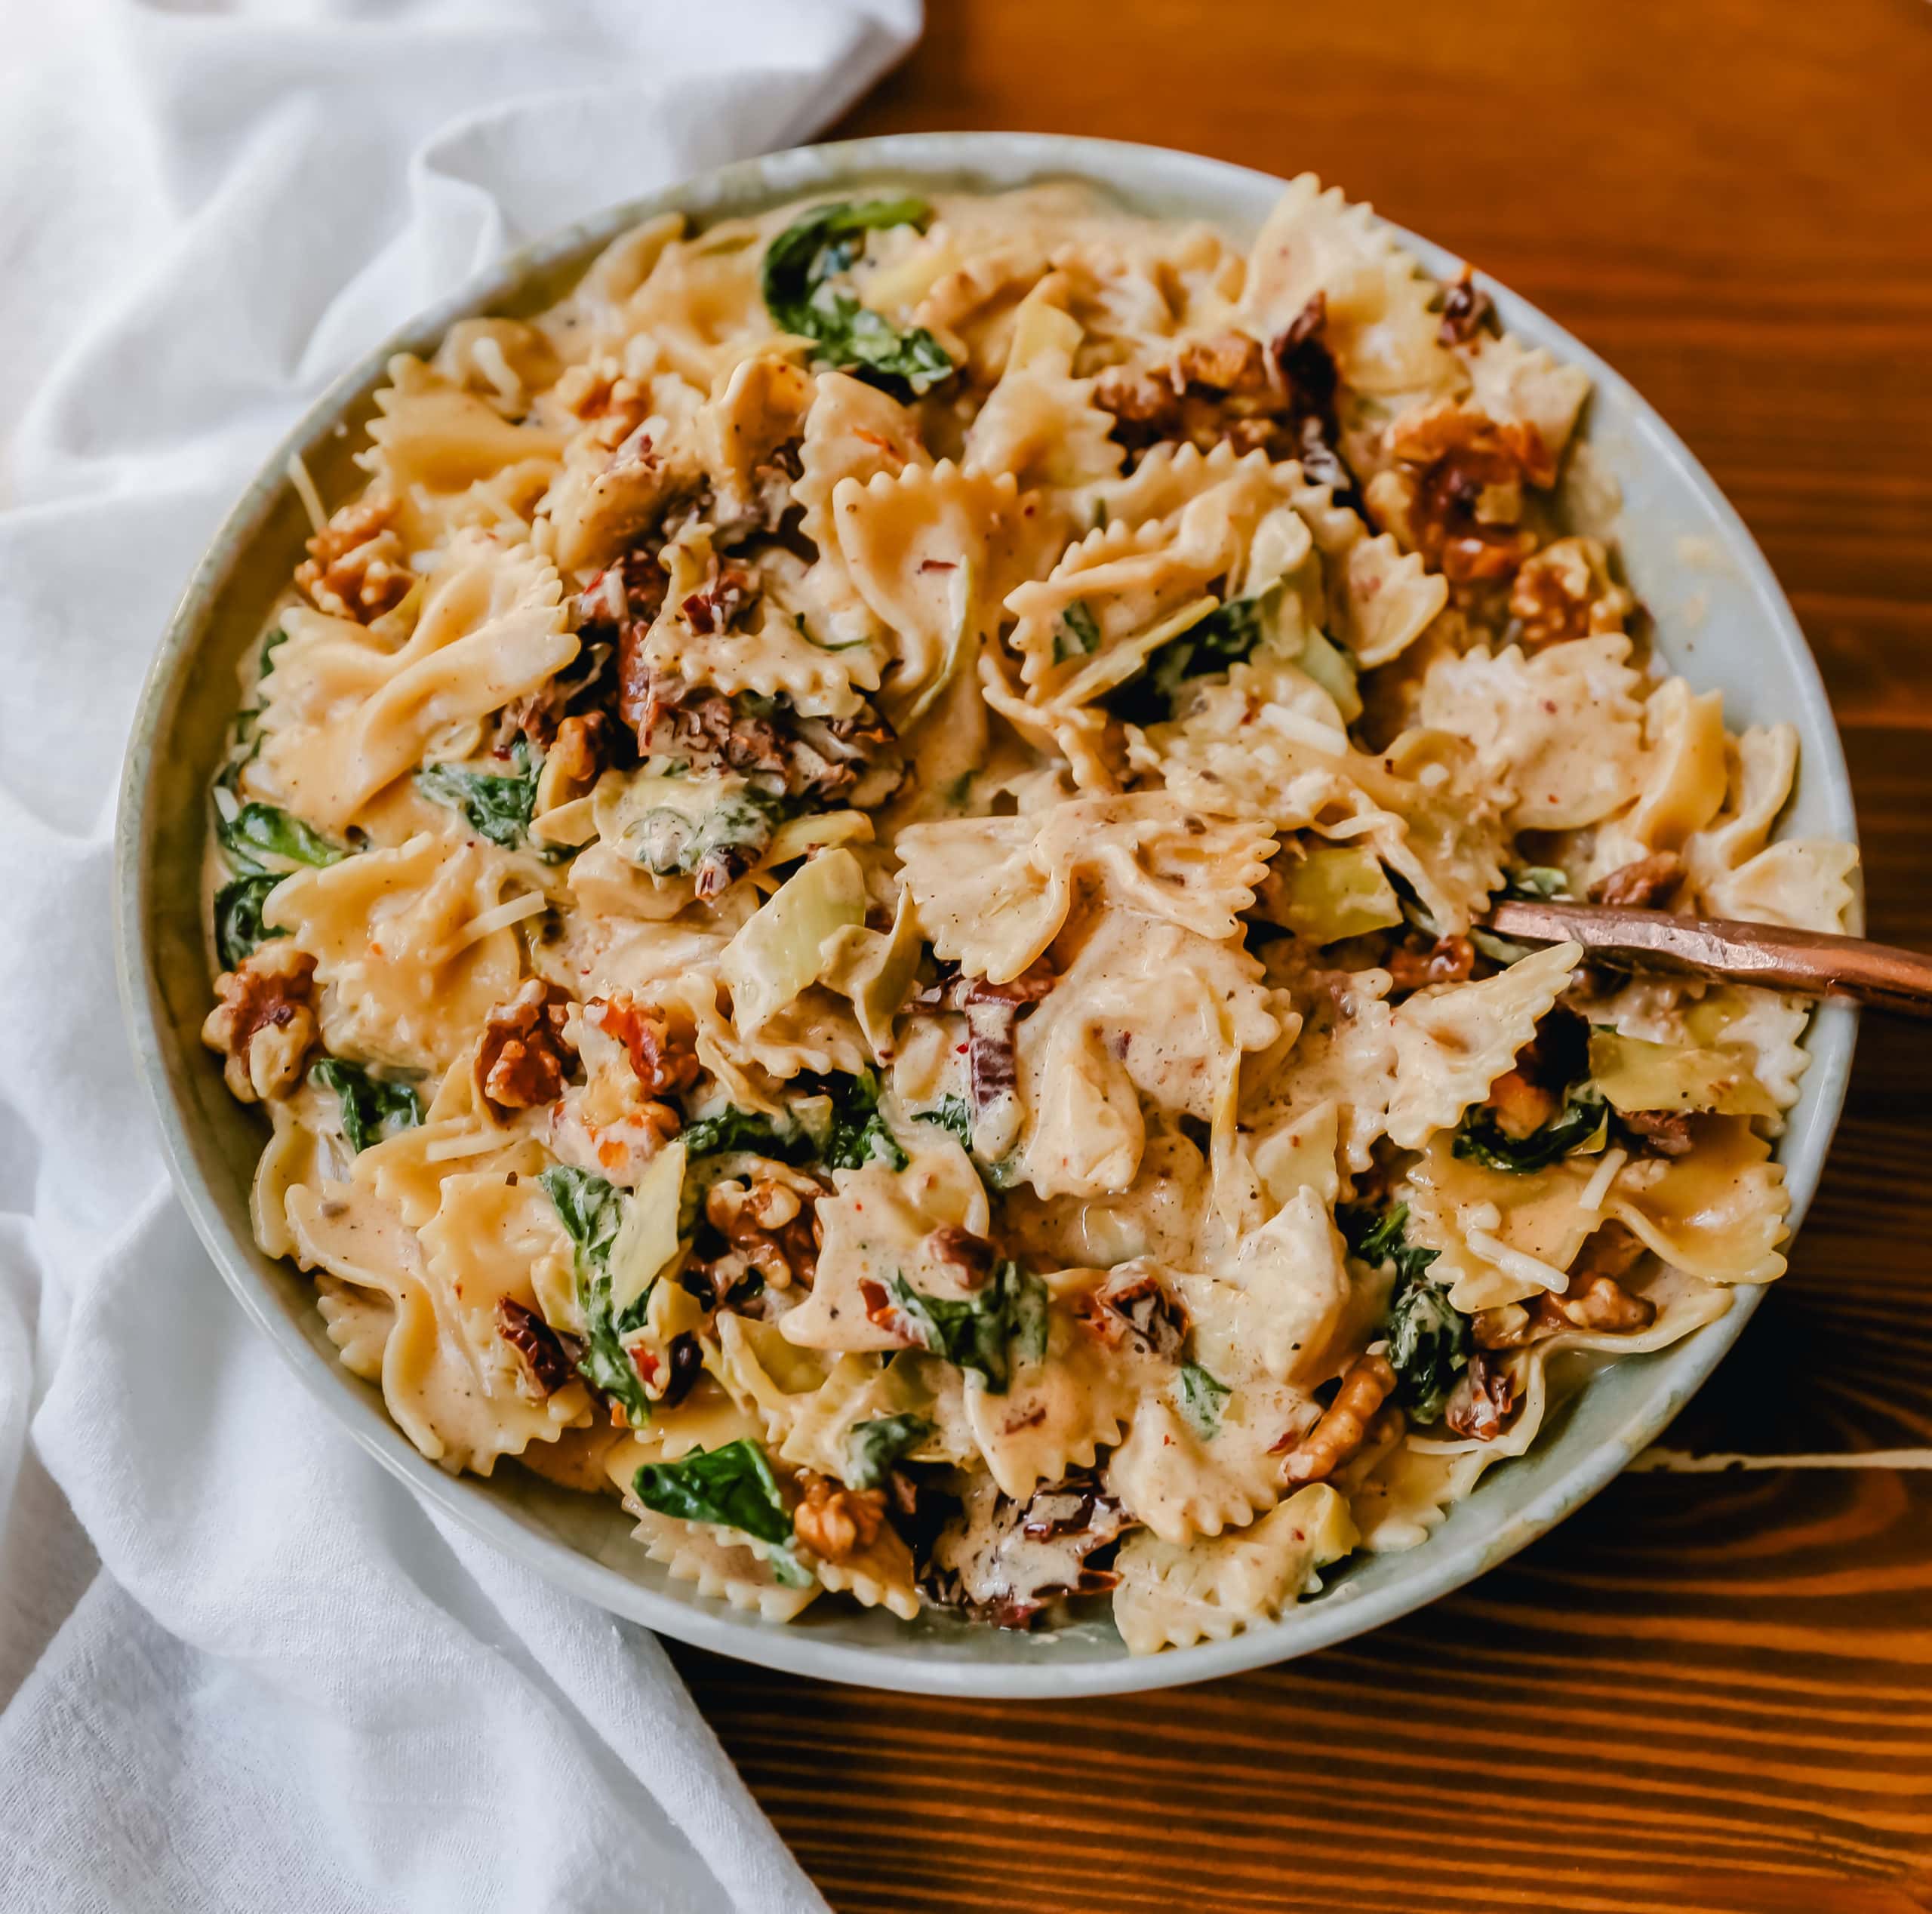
[{"x1": 0, "y1": 3, "x2": 922, "y2": 1907}]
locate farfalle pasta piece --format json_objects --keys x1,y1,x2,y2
[
  {"x1": 1238, "y1": 174, "x2": 1462, "y2": 399},
  {"x1": 963, "y1": 274, "x2": 1123, "y2": 504},
  {"x1": 264, "y1": 831, "x2": 530, "y2": 1073},
  {"x1": 792, "y1": 371, "x2": 932, "y2": 645},
  {"x1": 964, "y1": 1279, "x2": 1157, "y2": 1500},
  {"x1": 625, "y1": 1508, "x2": 821, "y2": 1623},
  {"x1": 360, "y1": 355, "x2": 569, "y2": 549},
  {"x1": 1386, "y1": 940, "x2": 1583, "y2": 1150},
  {"x1": 1702, "y1": 839, "x2": 1857, "y2": 935},
  {"x1": 1014, "y1": 911, "x2": 1281, "y2": 1200},
  {"x1": 779, "y1": 1139, "x2": 991, "y2": 1353},
  {"x1": 637, "y1": 528, "x2": 878, "y2": 719},
  {"x1": 895, "y1": 792, "x2": 1274, "y2": 983},
  {"x1": 1418, "y1": 635, "x2": 1647, "y2": 831},
  {"x1": 1112, "y1": 1483, "x2": 1358, "y2": 1656},
  {"x1": 287, "y1": 1178, "x2": 587, "y2": 1475},
  {"x1": 1179, "y1": 1189, "x2": 1355, "y2": 1388},
  {"x1": 1105, "y1": 1375, "x2": 1318, "y2": 1544},
  {"x1": 1455, "y1": 331, "x2": 1593, "y2": 468},
  {"x1": 1607, "y1": 1117, "x2": 1790, "y2": 1285},
  {"x1": 698, "y1": 347, "x2": 815, "y2": 527},
  {"x1": 257, "y1": 530, "x2": 575, "y2": 830},
  {"x1": 1589, "y1": 677, "x2": 1729, "y2": 879},
  {"x1": 539, "y1": 366, "x2": 706, "y2": 571},
  {"x1": 1244, "y1": 963, "x2": 1396, "y2": 1177},
  {"x1": 1404, "y1": 1133, "x2": 1620, "y2": 1313},
  {"x1": 831, "y1": 460, "x2": 1018, "y2": 722},
  {"x1": 1680, "y1": 723, "x2": 1799, "y2": 901}
]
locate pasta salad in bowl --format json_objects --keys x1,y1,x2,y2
[{"x1": 121, "y1": 134, "x2": 1859, "y2": 1694}]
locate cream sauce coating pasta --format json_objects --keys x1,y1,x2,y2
[{"x1": 199, "y1": 175, "x2": 1852, "y2": 1653}]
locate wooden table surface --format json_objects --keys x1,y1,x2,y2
[{"x1": 669, "y1": 5, "x2": 1932, "y2": 1907}]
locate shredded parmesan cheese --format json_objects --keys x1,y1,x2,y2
[
  {"x1": 451, "y1": 891, "x2": 550, "y2": 949},
  {"x1": 423, "y1": 1131, "x2": 512, "y2": 1164},
  {"x1": 285, "y1": 450, "x2": 326, "y2": 535},
  {"x1": 1465, "y1": 1229, "x2": 1571, "y2": 1294},
  {"x1": 1577, "y1": 1145, "x2": 1628, "y2": 1214}
]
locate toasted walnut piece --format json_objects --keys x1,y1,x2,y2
[
  {"x1": 1171, "y1": 330, "x2": 1270, "y2": 395},
  {"x1": 1383, "y1": 934, "x2": 1475, "y2": 993},
  {"x1": 1387, "y1": 398, "x2": 1555, "y2": 587},
  {"x1": 1277, "y1": 1353, "x2": 1398, "y2": 1485},
  {"x1": 792, "y1": 1471, "x2": 888, "y2": 1562},
  {"x1": 294, "y1": 498, "x2": 413, "y2": 623},
  {"x1": 1621, "y1": 1107, "x2": 1694, "y2": 1159},
  {"x1": 1484, "y1": 1066, "x2": 1564, "y2": 1141},
  {"x1": 1472, "y1": 1302, "x2": 1535, "y2": 1351},
  {"x1": 496, "y1": 1297, "x2": 578, "y2": 1400},
  {"x1": 1572, "y1": 1220, "x2": 1648, "y2": 1284},
  {"x1": 1543, "y1": 1274, "x2": 1658, "y2": 1336},
  {"x1": 202, "y1": 942, "x2": 318, "y2": 1103},
  {"x1": 1510, "y1": 536, "x2": 1633, "y2": 648},
  {"x1": 1590, "y1": 851, "x2": 1684, "y2": 910},
  {"x1": 589, "y1": 993, "x2": 700, "y2": 1097},
  {"x1": 549, "y1": 715, "x2": 603, "y2": 788},
  {"x1": 703, "y1": 1176, "x2": 821, "y2": 1292},
  {"x1": 475, "y1": 978, "x2": 577, "y2": 1117},
  {"x1": 1444, "y1": 1349, "x2": 1517, "y2": 1440}
]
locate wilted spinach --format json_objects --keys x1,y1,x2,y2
[
  {"x1": 1342, "y1": 1202, "x2": 1470, "y2": 1423},
  {"x1": 1454, "y1": 1091, "x2": 1606, "y2": 1174},
  {"x1": 844, "y1": 1413, "x2": 932, "y2": 1490},
  {"x1": 761, "y1": 198, "x2": 955, "y2": 396},
  {"x1": 214, "y1": 872, "x2": 287, "y2": 970},
  {"x1": 888, "y1": 1260, "x2": 1047, "y2": 1394},
  {"x1": 308, "y1": 1059, "x2": 423, "y2": 1154},
  {"x1": 415, "y1": 740, "x2": 546, "y2": 853},
  {"x1": 632, "y1": 1440, "x2": 812, "y2": 1584},
  {"x1": 1101, "y1": 586, "x2": 1279, "y2": 728},
  {"x1": 538, "y1": 1165, "x2": 653, "y2": 1426}
]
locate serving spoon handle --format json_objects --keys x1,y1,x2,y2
[{"x1": 1484, "y1": 900, "x2": 1932, "y2": 1020}]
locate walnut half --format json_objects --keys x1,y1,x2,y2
[
  {"x1": 792, "y1": 1472, "x2": 887, "y2": 1562},
  {"x1": 202, "y1": 942, "x2": 317, "y2": 1103}
]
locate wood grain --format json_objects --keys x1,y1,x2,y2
[{"x1": 670, "y1": 4, "x2": 1932, "y2": 1907}]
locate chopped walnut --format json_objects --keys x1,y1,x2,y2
[
  {"x1": 703, "y1": 1175, "x2": 821, "y2": 1292},
  {"x1": 294, "y1": 498, "x2": 412, "y2": 623},
  {"x1": 1472, "y1": 1302, "x2": 1536, "y2": 1351},
  {"x1": 1276, "y1": 1352, "x2": 1398, "y2": 1485},
  {"x1": 475, "y1": 978, "x2": 577, "y2": 1117},
  {"x1": 1540, "y1": 1273, "x2": 1657, "y2": 1335},
  {"x1": 589, "y1": 993, "x2": 700, "y2": 1097},
  {"x1": 1386, "y1": 399, "x2": 1555, "y2": 587},
  {"x1": 792, "y1": 1471, "x2": 888, "y2": 1562},
  {"x1": 1621, "y1": 1107, "x2": 1695, "y2": 1158},
  {"x1": 1484, "y1": 1065, "x2": 1562, "y2": 1140},
  {"x1": 497, "y1": 1297, "x2": 579, "y2": 1399},
  {"x1": 1383, "y1": 934, "x2": 1475, "y2": 993},
  {"x1": 1591, "y1": 851, "x2": 1684, "y2": 911},
  {"x1": 1509, "y1": 536, "x2": 1633, "y2": 647},
  {"x1": 1571, "y1": 1220, "x2": 1648, "y2": 1283},
  {"x1": 1444, "y1": 1349, "x2": 1517, "y2": 1439},
  {"x1": 202, "y1": 942, "x2": 317, "y2": 1103}
]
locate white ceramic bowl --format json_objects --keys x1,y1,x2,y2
[{"x1": 116, "y1": 133, "x2": 1860, "y2": 1697}]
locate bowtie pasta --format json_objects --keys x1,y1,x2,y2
[{"x1": 202, "y1": 176, "x2": 1857, "y2": 1654}]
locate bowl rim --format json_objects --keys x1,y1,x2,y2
[{"x1": 115, "y1": 130, "x2": 1860, "y2": 1699}]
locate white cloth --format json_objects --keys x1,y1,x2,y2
[{"x1": 0, "y1": 3, "x2": 922, "y2": 1907}]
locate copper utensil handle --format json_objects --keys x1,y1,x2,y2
[{"x1": 1485, "y1": 901, "x2": 1932, "y2": 1018}]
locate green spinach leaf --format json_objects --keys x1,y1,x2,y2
[
  {"x1": 824, "y1": 1068, "x2": 908, "y2": 1172},
  {"x1": 680, "y1": 1106, "x2": 814, "y2": 1165},
  {"x1": 217, "y1": 801, "x2": 346, "y2": 873},
  {"x1": 914, "y1": 1095, "x2": 974, "y2": 1147},
  {"x1": 632, "y1": 1440, "x2": 813, "y2": 1584},
  {"x1": 214, "y1": 872, "x2": 288, "y2": 971},
  {"x1": 1176, "y1": 1363, "x2": 1232, "y2": 1439},
  {"x1": 1101, "y1": 585, "x2": 1279, "y2": 727},
  {"x1": 416, "y1": 740, "x2": 546, "y2": 853},
  {"x1": 888, "y1": 1259, "x2": 1047, "y2": 1394},
  {"x1": 761, "y1": 198, "x2": 954, "y2": 396},
  {"x1": 309, "y1": 1059, "x2": 423, "y2": 1154},
  {"x1": 538, "y1": 1165, "x2": 653, "y2": 1425},
  {"x1": 1454, "y1": 1092, "x2": 1607, "y2": 1174},
  {"x1": 1051, "y1": 599, "x2": 1102, "y2": 665},
  {"x1": 844, "y1": 1413, "x2": 932, "y2": 1490},
  {"x1": 1342, "y1": 1202, "x2": 1470, "y2": 1423}
]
